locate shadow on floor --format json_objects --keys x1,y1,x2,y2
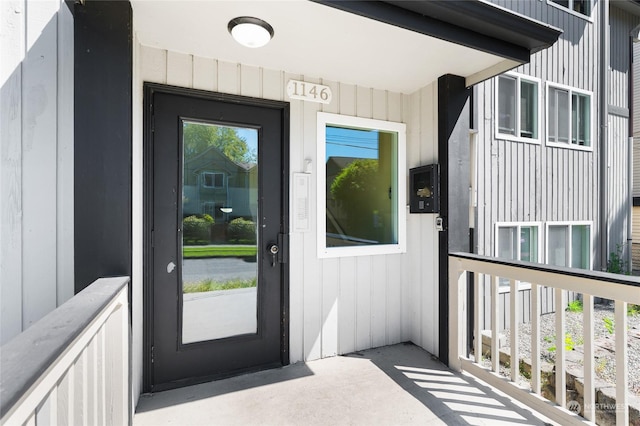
[
  {"x1": 135, "y1": 343, "x2": 554, "y2": 425},
  {"x1": 357, "y1": 343, "x2": 554, "y2": 425}
]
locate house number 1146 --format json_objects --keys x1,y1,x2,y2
[{"x1": 287, "y1": 80, "x2": 332, "y2": 105}]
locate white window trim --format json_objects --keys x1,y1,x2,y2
[
  {"x1": 494, "y1": 72, "x2": 542, "y2": 145},
  {"x1": 545, "y1": 82, "x2": 594, "y2": 152},
  {"x1": 317, "y1": 112, "x2": 407, "y2": 258},
  {"x1": 545, "y1": 221, "x2": 594, "y2": 270},
  {"x1": 494, "y1": 221, "x2": 542, "y2": 293},
  {"x1": 544, "y1": 0, "x2": 594, "y2": 22}
]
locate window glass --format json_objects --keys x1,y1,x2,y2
[
  {"x1": 571, "y1": 225, "x2": 590, "y2": 269},
  {"x1": 573, "y1": 0, "x2": 590, "y2": 15},
  {"x1": 550, "y1": 0, "x2": 591, "y2": 16},
  {"x1": 520, "y1": 226, "x2": 538, "y2": 262},
  {"x1": 557, "y1": 89, "x2": 570, "y2": 143},
  {"x1": 549, "y1": 86, "x2": 590, "y2": 147},
  {"x1": 498, "y1": 227, "x2": 517, "y2": 260},
  {"x1": 325, "y1": 126, "x2": 397, "y2": 247},
  {"x1": 496, "y1": 224, "x2": 539, "y2": 288},
  {"x1": 498, "y1": 76, "x2": 516, "y2": 135},
  {"x1": 548, "y1": 225, "x2": 569, "y2": 267},
  {"x1": 520, "y1": 81, "x2": 538, "y2": 139},
  {"x1": 572, "y1": 93, "x2": 590, "y2": 146},
  {"x1": 547, "y1": 224, "x2": 590, "y2": 269}
]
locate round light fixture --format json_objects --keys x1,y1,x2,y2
[
  {"x1": 228, "y1": 17, "x2": 274, "y2": 48},
  {"x1": 220, "y1": 207, "x2": 233, "y2": 214}
]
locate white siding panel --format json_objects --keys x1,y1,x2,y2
[
  {"x1": 321, "y1": 258, "x2": 339, "y2": 358},
  {"x1": 301, "y1": 77, "x2": 322, "y2": 360},
  {"x1": 22, "y1": 0, "x2": 59, "y2": 329},
  {"x1": 166, "y1": 51, "x2": 192, "y2": 88},
  {"x1": 0, "y1": 0, "x2": 25, "y2": 344},
  {"x1": 192, "y1": 56, "x2": 216, "y2": 92},
  {"x1": 2, "y1": 0, "x2": 78, "y2": 336},
  {"x1": 56, "y1": 2, "x2": 74, "y2": 306}
]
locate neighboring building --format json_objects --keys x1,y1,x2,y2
[
  {"x1": 183, "y1": 145, "x2": 256, "y2": 224},
  {"x1": 475, "y1": 0, "x2": 640, "y2": 326},
  {"x1": 1, "y1": 0, "x2": 560, "y2": 406}
]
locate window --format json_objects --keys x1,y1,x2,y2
[
  {"x1": 546, "y1": 223, "x2": 591, "y2": 269},
  {"x1": 547, "y1": 84, "x2": 592, "y2": 149},
  {"x1": 548, "y1": 0, "x2": 591, "y2": 17},
  {"x1": 202, "y1": 172, "x2": 225, "y2": 188},
  {"x1": 317, "y1": 112, "x2": 406, "y2": 258},
  {"x1": 496, "y1": 74, "x2": 539, "y2": 142},
  {"x1": 495, "y1": 223, "x2": 540, "y2": 289}
]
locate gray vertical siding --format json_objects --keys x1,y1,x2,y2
[{"x1": 477, "y1": 1, "x2": 639, "y2": 329}]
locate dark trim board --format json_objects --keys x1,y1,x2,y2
[
  {"x1": 311, "y1": 0, "x2": 561, "y2": 63},
  {"x1": 142, "y1": 83, "x2": 291, "y2": 392},
  {"x1": 74, "y1": 0, "x2": 133, "y2": 293}
]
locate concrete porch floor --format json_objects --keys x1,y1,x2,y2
[{"x1": 134, "y1": 343, "x2": 556, "y2": 426}]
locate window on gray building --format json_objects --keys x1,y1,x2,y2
[
  {"x1": 496, "y1": 74, "x2": 539, "y2": 141},
  {"x1": 548, "y1": 84, "x2": 591, "y2": 148}
]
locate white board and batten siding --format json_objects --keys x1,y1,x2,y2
[
  {"x1": 0, "y1": 0, "x2": 74, "y2": 345},
  {"x1": 136, "y1": 45, "x2": 441, "y2": 364}
]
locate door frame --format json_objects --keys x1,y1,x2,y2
[{"x1": 142, "y1": 82, "x2": 290, "y2": 392}]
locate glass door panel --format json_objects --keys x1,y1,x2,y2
[{"x1": 181, "y1": 121, "x2": 259, "y2": 344}]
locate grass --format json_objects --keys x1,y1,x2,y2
[
  {"x1": 183, "y1": 245, "x2": 257, "y2": 259},
  {"x1": 183, "y1": 277, "x2": 257, "y2": 293}
]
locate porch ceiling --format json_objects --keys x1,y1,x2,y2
[{"x1": 131, "y1": 1, "x2": 536, "y2": 93}]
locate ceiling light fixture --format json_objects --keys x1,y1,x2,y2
[{"x1": 228, "y1": 17, "x2": 274, "y2": 48}]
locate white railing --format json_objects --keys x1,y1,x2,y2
[
  {"x1": 0, "y1": 276, "x2": 130, "y2": 426},
  {"x1": 449, "y1": 253, "x2": 640, "y2": 425}
]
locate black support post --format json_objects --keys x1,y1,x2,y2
[
  {"x1": 74, "y1": 0, "x2": 132, "y2": 293},
  {"x1": 438, "y1": 74, "x2": 471, "y2": 366}
]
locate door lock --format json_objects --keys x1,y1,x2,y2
[{"x1": 268, "y1": 244, "x2": 279, "y2": 267}]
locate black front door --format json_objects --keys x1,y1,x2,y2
[{"x1": 144, "y1": 84, "x2": 289, "y2": 392}]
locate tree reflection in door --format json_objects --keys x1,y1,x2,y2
[{"x1": 181, "y1": 121, "x2": 259, "y2": 344}]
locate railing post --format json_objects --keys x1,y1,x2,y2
[
  {"x1": 583, "y1": 294, "x2": 595, "y2": 421},
  {"x1": 474, "y1": 273, "x2": 483, "y2": 364},
  {"x1": 448, "y1": 256, "x2": 465, "y2": 372},
  {"x1": 491, "y1": 275, "x2": 499, "y2": 373},
  {"x1": 531, "y1": 283, "x2": 540, "y2": 395},
  {"x1": 555, "y1": 288, "x2": 566, "y2": 408},
  {"x1": 509, "y1": 279, "x2": 518, "y2": 383},
  {"x1": 615, "y1": 300, "x2": 628, "y2": 425}
]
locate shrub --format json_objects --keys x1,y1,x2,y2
[
  {"x1": 227, "y1": 218, "x2": 256, "y2": 244},
  {"x1": 566, "y1": 299, "x2": 583, "y2": 313},
  {"x1": 183, "y1": 215, "x2": 213, "y2": 243}
]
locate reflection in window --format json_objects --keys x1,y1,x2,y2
[{"x1": 325, "y1": 126, "x2": 397, "y2": 247}]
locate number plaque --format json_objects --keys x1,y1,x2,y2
[{"x1": 286, "y1": 80, "x2": 332, "y2": 105}]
